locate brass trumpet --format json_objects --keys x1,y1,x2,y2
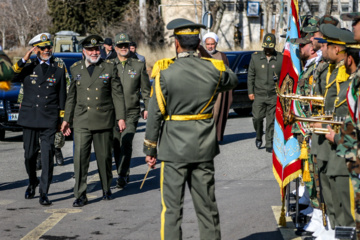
[
  {"x1": 285, "y1": 113, "x2": 344, "y2": 134},
  {"x1": 276, "y1": 85, "x2": 325, "y2": 106}
]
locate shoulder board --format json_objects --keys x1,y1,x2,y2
[
  {"x1": 71, "y1": 60, "x2": 82, "y2": 68},
  {"x1": 201, "y1": 57, "x2": 226, "y2": 72},
  {"x1": 54, "y1": 58, "x2": 64, "y2": 68},
  {"x1": 105, "y1": 59, "x2": 115, "y2": 64},
  {"x1": 254, "y1": 52, "x2": 258, "y2": 54},
  {"x1": 151, "y1": 57, "x2": 176, "y2": 78}
]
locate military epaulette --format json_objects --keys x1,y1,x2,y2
[
  {"x1": 71, "y1": 60, "x2": 82, "y2": 68},
  {"x1": 54, "y1": 58, "x2": 64, "y2": 68},
  {"x1": 105, "y1": 59, "x2": 115, "y2": 64},
  {"x1": 254, "y1": 52, "x2": 258, "y2": 54},
  {"x1": 201, "y1": 57, "x2": 226, "y2": 72},
  {"x1": 151, "y1": 57, "x2": 176, "y2": 78}
]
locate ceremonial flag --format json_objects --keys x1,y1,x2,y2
[{"x1": 272, "y1": 0, "x2": 302, "y2": 226}]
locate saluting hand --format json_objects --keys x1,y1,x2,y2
[
  {"x1": 118, "y1": 119, "x2": 126, "y2": 133},
  {"x1": 145, "y1": 155, "x2": 157, "y2": 169},
  {"x1": 23, "y1": 46, "x2": 37, "y2": 62},
  {"x1": 61, "y1": 121, "x2": 71, "y2": 136}
]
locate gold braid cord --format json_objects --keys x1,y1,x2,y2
[{"x1": 144, "y1": 139, "x2": 157, "y2": 148}]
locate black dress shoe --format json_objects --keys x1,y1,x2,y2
[
  {"x1": 25, "y1": 180, "x2": 39, "y2": 199},
  {"x1": 102, "y1": 190, "x2": 113, "y2": 200},
  {"x1": 116, "y1": 176, "x2": 128, "y2": 189},
  {"x1": 39, "y1": 194, "x2": 52, "y2": 206},
  {"x1": 266, "y1": 147, "x2": 273, "y2": 153},
  {"x1": 73, "y1": 195, "x2": 88, "y2": 207},
  {"x1": 255, "y1": 139, "x2": 262, "y2": 149},
  {"x1": 36, "y1": 152, "x2": 42, "y2": 170},
  {"x1": 55, "y1": 148, "x2": 64, "y2": 166},
  {"x1": 295, "y1": 228, "x2": 313, "y2": 236}
]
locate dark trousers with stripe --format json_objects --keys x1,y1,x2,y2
[
  {"x1": 23, "y1": 127, "x2": 56, "y2": 194},
  {"x1": 73, "y1": 128, "x2": 113, "y2": 199},
  {"x1": 160, "y1": 160, "x2": 221, "y2": 240}
]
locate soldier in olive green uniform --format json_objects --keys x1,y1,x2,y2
[
  {"x1": 0, "y1": 50, "x2": 13, "y2": 87},
  {"x1": 247, "y1": 33, "x2": 283, "y2": 152},
  {"x1": 112, "y1": 33, "x2": 151, "y2": 189},
  {"x1": 144, "y1": 19, "x2": 237, "y2": 240},
  {"x1": 312, "y1": 25, "x2": 355, "y2": 239},
  {"x1": 61, "y1": 35, "x2": 126, "y2": 207}
]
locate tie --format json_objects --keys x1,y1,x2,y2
[
  {"x1": 41, "y1": 63, "x2": 49, "y2": 74},
  {"x1": 87, "y1": 65, "x2": 95, "y2": 76}
]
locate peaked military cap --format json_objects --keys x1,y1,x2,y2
[
  {"x1": 115, "y1": 33, "x2": 131, "y2": 45},
  {"x1": 316, "y1": 24, "x2": 350, "y2": 45},
  {"x1": 338, "y1": 30, "x2": 360, "y2": 49},
  {"x1": 167, "y1": 18, "x2": 206, "y2": 37},
  {"x1": 262, "y1": 33, "x2": 276, "y2": 48},
  {"x1": 79, "y1": 35, "x2": 103, "y2": 48},
  {"x1": 303, "y1": 15, "x2": 339, "y2": 33},
  {"x1": 341, "y1": 12, "x2": 360, "y2": 21},
  {"x1": 28, "y1": 33, "x2": 53, "y2": 47},
  {"x1": 290, "y1": 33, "x2": 312, "y2": 45}
]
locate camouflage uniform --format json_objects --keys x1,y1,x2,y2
[
  {"x1": 0, "y1": 50, "x2": 13, "y2": 82},
  {"x1": 18, "y1": 57, "x2": 70, "y2": 149},
  {"x1": 336, "y1": 70, "x2": 360, "y2": 237}
]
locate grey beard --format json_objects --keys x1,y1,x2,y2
[
  {"x1": 206, "y1": 49, "x2": 216, "y2": 55},
  {"x1": 39, "y1": 52, "x2": 52, "y2": 61},
  {"x1": 86, "y1": 55, "x2": 101, "y2": 64}
]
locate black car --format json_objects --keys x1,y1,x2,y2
[
  {"x1": 0, "y1": 52, "x2": 82, "y2": 140},
  {"x1": 225, "y1": 51, "x2": 256, "y2": 115}
]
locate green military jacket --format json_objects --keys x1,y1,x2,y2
[
  {"x1": 247, "y1": 50, "x2": 283, "y2": 96},
  {"x1": 310, "y1": 57, "x2": 329, "y2": 155},
  {"x1": 114, "y1": 57, "x2": 151, "y2": 119},
  {"x1": 336, "y1": 70, "x2": 360, "y2": 162},
  {"x1": 316, "y1": 61, "x2": 345, "y2": 161},
  {"x1": 327, "y1": 72, "x2": 351, "y2": 176},
  {"x1": 143, "y1": 53, "x2": 237, "y2": 162},
  {"x1": 63, "y1": 59, "x2": 126, "y2": 131},
  {"x1": 0, "y1": 50, "x2": 13, "y2": 82}
]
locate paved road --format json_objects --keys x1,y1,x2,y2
[{"x1": 0, "y1": 111, "x2": 293, "y2": 240}]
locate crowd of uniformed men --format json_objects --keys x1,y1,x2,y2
[
  {"x1": 247, "y1": 12, "x2": 360, "y2": 240},
  {"x1": 4, "y1": 10, "x2": 360, "y2": 240},
  {"x1": 0, "y1": 17, "x2": 240, "y2": 239}
]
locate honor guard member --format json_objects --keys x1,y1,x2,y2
[
  {"x1": 311, "y1": 25, "x2": 355, "y2": 239},
  {"x1": 0, "y1": 49, "x2": 14, "y2": 90},
  {"x1": 61, "y1": 35, "x2": 126, "y2": 207},
  {"x1": 247, "y1": 33, "x2": 283, "y2": 152},
  {"x1": 144, "y1": 18, "x2": 237, "y2": 240},
  {"x1": 11, "y1": 33, "x2": 67, "y2": 206},
  {"x1": 113, "y1": 33, "x2": 151, "y2": 189},
  {"x1": 329, "y1": 12, "x2": 360, "y2": 239}
]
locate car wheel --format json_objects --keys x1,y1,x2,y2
[
  {"x1": 0, "y1": 129, "x2": 5, "y2": 141},
  {"x1": 234, "y1": 108, "x2": 252, "y2": 116}
]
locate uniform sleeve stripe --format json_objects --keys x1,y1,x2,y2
[{"x1": 12, "y1": 62, "x2": 23, "y2": 73}]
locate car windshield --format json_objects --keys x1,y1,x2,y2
[{"x1": 224, "y1": 53, "x2": 238, "y2": 69}]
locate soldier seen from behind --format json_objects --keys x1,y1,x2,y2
[{"x1": 144, "y1": 18, "x2": 237, "y2": 239}]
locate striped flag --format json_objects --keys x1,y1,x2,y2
[
  {"x1": 347, "y1": 78, "x2": 358, "y2": 123},
  {"x1": 272, "y1": 0, "x2": 302, "y2": 226}
]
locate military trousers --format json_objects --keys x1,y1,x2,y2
[
  {"x1": 23, "y1": 127, "x2": 56, "y2": 194},
  {"x1": 159, "y1": 160, "x2": 221, "y2": 240},
  {"x1": 318, "y1": 158, "x2": 355, "y2": 228},
  {"x1": 251, "y1": 94, "x2": 276, "y2": 148},
  {"x1": 113, "y1": 117, "x2": 138, "y2": 177},
  {"x1": 73, "y1": 128, "x2": 113, "y2": 199}
]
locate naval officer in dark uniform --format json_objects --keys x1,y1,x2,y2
[
  {"x1": 61, "y1": 35, "x2": 126, "y2": 207},
  {"x1": 144, "y1": 19, "x2": 237, "y2": 239},
  {"x1": 12, "y1": 33, "x2": 67, "y2": 205}
]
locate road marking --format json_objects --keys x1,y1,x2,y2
[
  {"x1": 21, "y1": 208, "x2": 82, "y2": 240},
  {"x1": 272, "y1": 206, "x2": 302, "y2": 240},
  {"x1": 0, "y1": 199, "x2": 15, "y2": 205}
]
